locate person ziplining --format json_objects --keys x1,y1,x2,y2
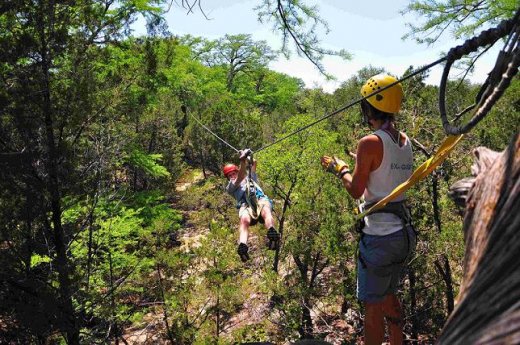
[{"x1": 223, "y1": 149, "x2": 281, "y2": 262}]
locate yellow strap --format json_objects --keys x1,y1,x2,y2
[{"x1": 357, "y1": 134, "x2": 464, "y2": 219}]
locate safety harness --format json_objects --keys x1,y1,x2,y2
[
  {"x1": 356, "y1": 201, "x2": 416, "y2": 269},
  {"x1": 243, "y1": 154, "x2": 265, "y2": 225}
]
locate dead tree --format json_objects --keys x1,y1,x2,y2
[{"x1": 438, "y1": 132, "x2": 519, "y2": 344}]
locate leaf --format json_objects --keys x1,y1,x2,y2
[{"x1": 126, "y1": 148, "x2": 171, "y2": 178}]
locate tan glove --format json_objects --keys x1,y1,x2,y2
[{"x1": 321, "y1": 155, "x2": 349, "y2": 177}]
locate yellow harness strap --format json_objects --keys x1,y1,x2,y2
[{"x1": 357, "y1": 134, "x2": 464, "y2": 219}]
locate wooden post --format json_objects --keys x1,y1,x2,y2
[{"x1": 439, "y1": 132, "x2": 520, "y2": 344}]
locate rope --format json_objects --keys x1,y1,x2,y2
[
  {"x1": 439, "y1": 9, "x2": 520, "y2": 135},
  {"x1": 189, "y1": 113, "x2": 240, "y2": 153}
]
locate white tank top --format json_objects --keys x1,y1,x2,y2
[{"x1": 362, "y1": 129, "x2": 413, "y2": 236}]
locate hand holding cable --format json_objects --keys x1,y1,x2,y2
[
  {"x1": 239, "y1": 148, "x2": 252, "y2": 161},
  {"x1": 321, "y1": 155, "x2": 350, "y2": 178}
]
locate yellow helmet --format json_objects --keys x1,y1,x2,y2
[{"x1": 360, "y1": 74, "x2": 403, "y2": 114}]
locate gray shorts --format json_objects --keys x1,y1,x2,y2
[{"x1": 356, "y1": 226, "x2": 416, "y2": 303}]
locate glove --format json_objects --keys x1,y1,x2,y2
[
  {"x1": 239, "y1": 148, "x2": 252, "y2": 160},
  {"x1": 321, "y1": 155, "x2": 349, "y2": 177}
]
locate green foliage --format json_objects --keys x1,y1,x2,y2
[
  {"x1": 66, "y1": 190, "x2": 182, "y2": 338},
  {"x1": 401, "y1": 0, "x2": 518, "y2": 44},
  {"x1": 30, "y1": 254, "x2": 52, "y2": 268},
  {"x1": 127, "y1": 148, "x2": 171, "y2": 178},
  {"x1": 258, "y1": 113, "x2": 357, "y2": 336},
  {"x1": 255, "y1": 0, "x2": 352, "y2": 77}
]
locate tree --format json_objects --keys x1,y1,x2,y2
[
  {"x1": 194, "y1": 34, "x2": 278, "y2": 92},
  {"x1": 0, "y1": 1, "x2": 174, "y2": 343},
  {"x1": 441, "y1": 133, "x2": 520, "y2": 344},
  {"x1": 177, "y1": 0, "x2": 351, "y2": 77},
  {"x1": 259, "y1": 114, "x2": 354, "y2": 339},
  {"x1": 401, "y1": 0, "x2": 518, "y2": 44},
  {"x1": 255, "y1": 0, "x2": 351, "y2": 78},
  {"x1": 401, "y1": 0, "x2": 518, "y2": 78}
]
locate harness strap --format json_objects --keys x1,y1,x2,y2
[
  {"x1": 357, "y1": 201, "x2": 415, "y2": 268},
  {"x1": 244, "y1": 154, "x2": 262, "y2": 219},
  {"x1": 356, "y1": 134, "x2": 464, "y2": 219},
  {"x1": 245, "y1": 176, "x2": 260, "y2": 218},
  {"x1": 365, "y1": 201, "x2": 412, "y2": 226}
]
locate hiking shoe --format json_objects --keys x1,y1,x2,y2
[
  {"x1": 237, "y1": 243, "x2": 250, "y2": 262},
  {"x1": 266, "y1": 228, "x2": 281, "y2": 250}
]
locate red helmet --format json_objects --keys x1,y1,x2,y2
[{"x1": 223, "y1": 164, "x2": 238, "y2": 178}]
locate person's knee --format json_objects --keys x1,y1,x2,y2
[
  {"x1": 382, "y1": 294, "x2": 403, "y2": 324},
  {"x1": 364, "y1": 300, "x2": 383, "y2": 318},
  {"x1": 240, "y1": 215, "x2": 251, "y2": 227}
]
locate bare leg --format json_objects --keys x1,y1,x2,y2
[
  {"x1": 239, "y1": 209, "x2": 251, "y2": 244},
  {"x1": 364, "y1": 301, "x2": 385, "y2": 345},
  {"x1": 259, "y1": 200, "x2": 279, "y2": 250},
  {"x1": 383, "y1": 294, "x2": 404, "y2": 345},
  {"x1": 260, "y1": 201, "x2": 274, "y2": 229},
  {"x1": 237, "y1": 208, "x2": 252, "y2": 262}
]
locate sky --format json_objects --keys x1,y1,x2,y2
[{"x1": 134, "y1": 0, "x2": 500, "y2": 92}]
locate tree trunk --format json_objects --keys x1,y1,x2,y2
[
  {"x1": 272, "y1": 181, "x2": 295, "y2": 273},
  {"x1": 300, "y1": 295, "x2": 314, "y2": 339},
  {"x1": 37, "y1": 5, "x2": 79, "y2": 340},
  {"x1": 439, "y1": 132, "x2": 520, "y2": 344},
  {"x1": 434, "y1": 255, "x2": 454, "y2": 315},
  {"x1": 156, "y1": 264, "x2": 175, "y2": 344},
  {"x1": 408, "y1": 267, "x2": 418, "y2": 344}
]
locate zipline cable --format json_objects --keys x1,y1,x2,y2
[
  {"x1": 189, "y1": 113, "x2": 240, "y2": 153},
  {"x1": 253, "y1": 57, "x2": 446, "y2": 153}
]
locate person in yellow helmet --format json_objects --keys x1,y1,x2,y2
[
  {"x1": 321, "y1": 74, "x2": 416, "y2": 345},
  {"x1": 223, "y1": 149, "x2": 280, "y2": 262}
]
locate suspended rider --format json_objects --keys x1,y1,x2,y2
[{"x1": 223, "y1": 149, "x2": 281, "y2": 262}]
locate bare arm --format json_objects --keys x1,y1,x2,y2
[
  {"x1": 339, "y1": 135, "x2": 381, "y2": 199},
  {"x1": 234, "y1": 150, "x2": 251, "y2": 186},
  {"x1": 251, "y1": 158, "x2": 257, "y2": 174}
]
